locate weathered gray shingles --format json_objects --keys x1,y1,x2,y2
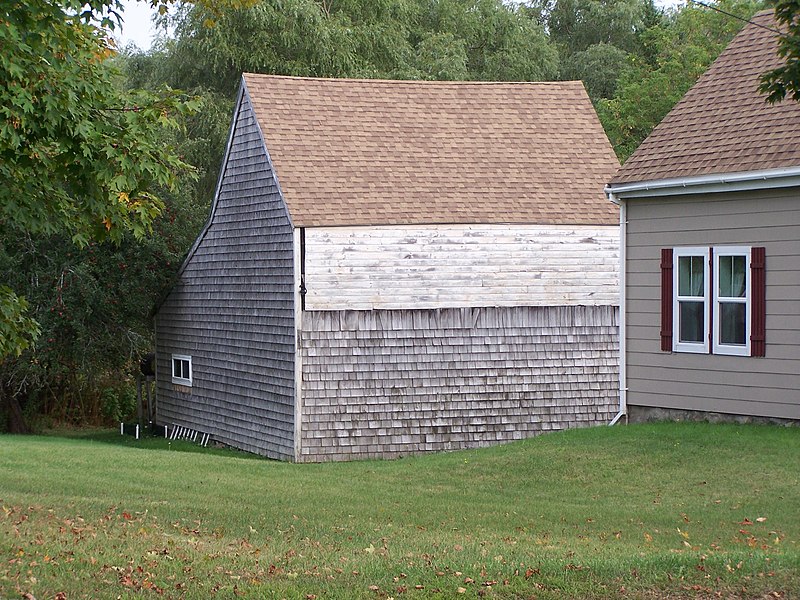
[
  {"x1": 155, "y1": 93, "x2": 296, "y2": 460},
  {"x1": 299, "y1": 305, "x2": 618, "y2": 462}
]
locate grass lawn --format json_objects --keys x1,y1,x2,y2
[{"x1": 0, "y1": 422, "x2": 798, "y2": 599}]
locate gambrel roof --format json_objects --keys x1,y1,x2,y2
[
  {"x1": 611, "y1": 10, "x2": 800, "y2": 186},
  {"x1": 242, "y1": 74, "x2": 619, "y2": 227}
]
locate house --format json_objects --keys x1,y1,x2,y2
[
  {"x1": 605, "y1": 10, "x2": 800, "y2": 424},
  {"x1": 155, "y1": 75, "x2": 621, "y2": 461}
]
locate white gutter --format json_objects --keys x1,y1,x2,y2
[
  {"x1": 606, "y1": 166, "x2": 800, "y2": 199},
  {"x1": 607, "y1": 192, "x2": 626, "y2": 426}
]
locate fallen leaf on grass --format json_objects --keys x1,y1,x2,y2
[
  {"x1": 757, "y1": 517, "x2": 767, "y2": 523},
  {"x1": 457, "y1": 587, "x2": 467, "y2": 594}
]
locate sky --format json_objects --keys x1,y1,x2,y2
[{"x1": 114, "y1": 0, "x2": 160, "y2": 51}]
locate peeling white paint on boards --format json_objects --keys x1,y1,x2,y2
[{"x1": 303, "y1": 224, "x2": 619, "y2": 311}]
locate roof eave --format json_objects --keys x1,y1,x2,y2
[{"x1": 606, "y1": 166, "x2": 800, "y2": 200}]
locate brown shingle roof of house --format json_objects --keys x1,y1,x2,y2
[
  {"x1": 610, "y1": 10, "x2": 800, "y2": 186},
  {"x1": 243, "y1": 74, "x2": 619, "y2": 227}
]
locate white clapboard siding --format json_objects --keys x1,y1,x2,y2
[{"x1": 304, "y1": 224, "x2": 619, "y2": 310}]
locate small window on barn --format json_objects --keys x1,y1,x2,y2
[
  {"x1": 662, "y1": 246, "x2": 765, "y2": 357},
  {"x1": 171, "y1": 354, "x2": 192, "y2": 386}
]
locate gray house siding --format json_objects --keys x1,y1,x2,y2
[
  {"x1": 624, "y1": 188, "x2": 800, "y2": 420},
  {"x1": 155, "y1": 92, "x2": 296, "y2": 459},
  {"x1": 299, "y1": 305, "x2": 619, "y2": 462}
]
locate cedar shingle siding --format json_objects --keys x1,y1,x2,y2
[
  {"x1": 300, "y1": 306, "x2": 618, "y2": 461},
  {"x1": 155, "y1": 93, "x2": 296, "y2": 460}
]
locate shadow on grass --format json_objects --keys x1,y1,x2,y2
[{"x1": 42, "y1": 425, "x2": 266, "y2": 460}]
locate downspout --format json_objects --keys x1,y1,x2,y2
[{"x1": 607, "y1": 191, "x2": 627, "y2": 426}]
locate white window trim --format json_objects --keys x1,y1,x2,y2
[
  {"x1": 673, "y1": 247, "x2": 710, "y2": 354},
  {"x1": 712, "y1": 246, "x2": 751, "y2": 357},
  {"x1": 171, "y1": 354, "x2": 192, "y2": 386}
]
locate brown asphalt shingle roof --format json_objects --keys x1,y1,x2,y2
[
  {"x1": 610, "y1": 10, "x2": 800, "y2": 186},
  {"x1": 243, "y1": 74, "x2": 619, "y2": 227}
]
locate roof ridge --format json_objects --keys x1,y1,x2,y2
[{"x1": 242, "y1": 73, "x2": 583, "y2": 87}]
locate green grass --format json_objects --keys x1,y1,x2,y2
[{"x1": 1, "y1": 423, "x2": 798, "y2": 599}]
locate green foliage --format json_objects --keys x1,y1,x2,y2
[
  {"x1": 0, "y1": 173, "x2": 204, "y2": 426},
  {"x1": 0, "y1": 0, "x2": 197, "y2": 247},
  {"x1": 544, "y1": 0, "x2": 657, "y2": 56},
  {"x1": 760, "y1": 0, "x2": 800, "y2": 101},
  {"x1": 0, "y1": 287, "x2": 40, "y2": 359},
  {"x1": 0, "y1": 0, "x2": 200, "y2": 365},
  {"x1": 597, "y1": 0, "x2": 764, "y2": 161},
  {"x1": 100, "y1": 382, "x2": 137, "y2": 422},
  {"x1": 1, "y1": 424, "x2": 799, "y2": 597},
  {"x1": 562, "y1": 42, "x2": 630, "y2": 99}
]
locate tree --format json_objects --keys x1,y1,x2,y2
[
  {"x1": 0, "y1": 0, "x2": 199, "y2": 430},
  {"x1": 562, "y1": 42, "x2": 630, "y2": 99},
  {"x1": 759, "y1": 0, "x2": 800, "y2": 102},
  {"x1": 0, "y1": 1, "x2": 196, "y2": 351},
  {"x1": 597, "y1": 0, "x2": 763, "y2": 161}
]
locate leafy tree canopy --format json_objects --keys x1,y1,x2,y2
[
  {"x1": 0, "y1": 0, "x2": 200, "y2": 360},
  {"x1": 760, "y1": 0, "x2": 800, "y2": 101},
  {"x1": 597, "y1": 0, "x2": 764, "y2": 160}
]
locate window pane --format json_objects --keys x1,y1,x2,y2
[
  {"x1": 719, "y1": 255, "x2": 746, "y2": 298},
  {"x1": 720, "y1": 302, "x2": 746, "y2": 345},
  {"x1": 182, "y1": 361, "x2": 189, "y2": 379},
  {"x1": 173, "y1": 358, "x2": 181, "y2": 378},
  {"x1": 679, "y1": 256, "x2": 704, "y2": 297},
  {"x1": 679, "y1": 300, "x2": 705, "y2": 343}
]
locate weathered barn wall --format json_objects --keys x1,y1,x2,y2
[
  {"x1": 155, "y1": 92, "x2": 296, "y2": 460},
  {"x1": 298, "y1": 305, "x2": 619, "y2": 461},
  {"x1": 303, "y1": 225, "x2": 619, "y2": 310}
]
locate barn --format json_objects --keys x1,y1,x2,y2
[{"x1": 155, "y1": 75, "x2": 621, "y2": 461}]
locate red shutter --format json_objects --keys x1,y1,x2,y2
[
  {"x1": 751, "y1": 247, "x2": 766, "y2": 357},
  {"x1": 660, "y1": 248, "x2": 673, "y2": 352}
]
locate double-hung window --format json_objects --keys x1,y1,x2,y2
[
  {"x1": 713, "y1": 247, "x2": 750, "y2": 356},
  {"x1": 661, "y1": 246, "x2": 765, "y2": 357},
  {"x1": 172, "y1": 354, "x2": 193, "y2": 386},
  {"x1": 674, "y1": 247, "x2": 710, "y2": 353}
]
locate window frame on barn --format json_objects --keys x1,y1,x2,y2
[{"x1": 171, "y1": 354, "x2": 192, "y2": 386}]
